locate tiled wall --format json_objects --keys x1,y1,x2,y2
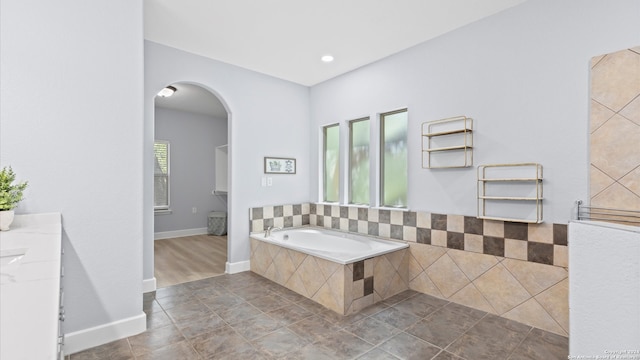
[
  {"x1": 249, "y1": 203, "x2": 568, "y2": 335},
  {"x1": 250, "y1": 203, "x2": 311, "y2": 233},
  {"x1": 250, "y1": 238, "x2": 408, "y2": 315},
  {"x1": 590, "y1": 47, "x2": 640, "y2": 214}
]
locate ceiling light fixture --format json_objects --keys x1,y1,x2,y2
[
  {"x1": 157, "y1": 85, "x2": 177, "y2": 97},
  {"x1": 321, "y1": 55, "x2": 334, "y2": 63}
]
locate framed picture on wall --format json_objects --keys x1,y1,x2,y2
[{"x1": 264, "y1": 157, "x2": 296, "y2": 174}]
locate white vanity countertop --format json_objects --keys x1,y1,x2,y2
[{"x1": 0, "y1": 213, "x2": 62, "y2": 360}]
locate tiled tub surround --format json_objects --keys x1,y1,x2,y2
[
  {"x1": 250, "y1": 236, "x2": 409, "y2": 315},
  {"x1": 249, "y1": 203, "x2": 569, "y2": 335}
]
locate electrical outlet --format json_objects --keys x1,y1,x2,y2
[{"x1": 192, "y1": 207, "x2": 197, "y2": 214}]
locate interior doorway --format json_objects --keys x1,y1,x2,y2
[{"x1": 152, "y1": 82, "x2": 229, "y2": 288}]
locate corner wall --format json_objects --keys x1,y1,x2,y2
[{"x1": 0, "y1": 0, "x2": 145, "y2": 351}]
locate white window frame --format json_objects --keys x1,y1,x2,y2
[
  {"x1": 322, "y1": 123, "x2": 340, "y2": 203},
  {"x1": 348, "y1": 117, "x2": 371, "y2": 205},
  {"x1": 379, "y1": 108, "x2": 408, "y2": 209},
  {"x1": 154, "y1": 140, "x2": 170, "y2": 211}
]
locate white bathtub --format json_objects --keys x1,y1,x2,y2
[{"x1": 249, "y1": 227, "x2": 408, "y2": 265}]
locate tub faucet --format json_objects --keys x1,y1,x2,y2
[{"x1": 265, "y1": 226, "x2": 282, "y2": 237}]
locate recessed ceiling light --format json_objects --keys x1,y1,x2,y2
[
  {"x1": 321, "y1": 55, "x2": 334, "y2": 63},
  {"x1": 157, "y1": 85, "x2": 177, "y2": 97}
]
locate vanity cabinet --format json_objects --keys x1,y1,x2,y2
[{"x1": 0, "y1": 213, "x2": 64, "y2": 359}]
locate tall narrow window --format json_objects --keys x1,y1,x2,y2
[
  {"x1": 380, "y1": 109, "x2": 408, "y2": 207},
  {"x1": 349, "y1": 117, "x2": 370, "y2": 205},
  {"x1": 323, "y1": 124, "x2": 340, "y2": 202},
  {"x1": 154, "y1": 140, "x2": 170, "y2": 210}
]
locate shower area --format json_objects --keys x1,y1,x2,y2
[{"x1": 569, "y1": 46, "x2": 640, "y2": 356}]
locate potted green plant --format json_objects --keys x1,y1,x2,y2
[{"x1": 0, "y1": 166, "x2": 28, "y2": 231}]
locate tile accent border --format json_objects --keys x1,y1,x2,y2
[{"x1": 249, "y1": 204, "x2": 568, "y2": 268}]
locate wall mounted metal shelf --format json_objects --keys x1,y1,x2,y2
[
  {"x1": 477, "y1": 163, "x2": 543, "y2": 223},
  {"x1": 422, "y1": 116, "x2": 473, "y2": 169}
]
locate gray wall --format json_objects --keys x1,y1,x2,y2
[
  {"x1": 144, "y1": 41, "x2": 311, "y2": 281},
  {"x1": 309, "y1": 0, "x2": 640, "y2": 224},
  {"x1": 154, "y1": 107, "x2": 228, "y2": 233},
  {"x1": 0, "y1": 0, "x2": 144, "y2": 337}
]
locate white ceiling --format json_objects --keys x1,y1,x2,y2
[{"x1": 144, "y1": 0, "x2": 527, "y2": 87}]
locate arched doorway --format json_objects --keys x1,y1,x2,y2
[{"x1": 151, "y1": 82, "x2": 230, "y2": 288}]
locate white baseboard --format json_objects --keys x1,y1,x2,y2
[
  {"x1": 143, "y1": 277, "x2": 157, "y2": 293},
  {"x1": 226, "y1": 260, "x2": 250, "y2": 274},
  {"x1": 64, "y1": 312, "x2": 146, "y2": 355},
  {"x1": 154, "y1": 227, "x2": 208, "y2": 240}
]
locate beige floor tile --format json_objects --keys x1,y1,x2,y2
[
  {"x1": 447, "y1": 214, "x2": 464, "y2": 233},
  {"x1": 591, "y1": 115, "x2": 640, "y2": 180},
  {"x1": 502, "y1": 258, "x2": 567, "y2": 296},
  {"x1": 528, "y1": 222, "x2": 554, "y2": 244},
  {"x1": 553, "y1": 245, "x2": 568, "y2": 268},
  {"x1": 408, "y1": 253, "x2": 424, "y2": 281},
  {"x1": 417, "y1": 212, "x2": 431, "y2": 228},
  {"x1": 447, "y1": 249, "x2": 499, "y2": 281},
  {"x1": 364, "y1": 258, "x2": 374, "y2": 278},
  {"x1": 266, "y1": 242, "x2": 281, "y2": 259},
  {"x1": 590, "y1": 165, "x2": 615, "y2": 198},
  {"x1": 504, "y1": 239, "x2": 527, "y2": 261},
  {"x1": 285, "y1": 271, "x2": 310, "y2": 298},
  {"x1": 299, "y1": 257, "x2": 326, "y2": 297},
  {"x1": 590, "y1": 99, "x2": 616, "y2": 132},
  {"x1": 410, "y1": 243, "x2": 446, "y2": 269},
  {"x1": 315, "y1": 256, "x2": 341, "y2": 280},
  {"x1": 620, "y1": 95, "x2": 640, "y2": 126},
  {"x1": 464, "y1": 233, "x2": 484, "y2": 253},
  {"x1": 449, "y1": 283, "x2": 496, "y2": 314},
  {"x1": 590, "y1": 53, "x2": 606, "y2": 68},
  {"x1": 385, "y1": 272, "x2": 409, "y2": 300},
  {"x1": 312, "y1": 281, "x2": 343, "y2": 314},
  {"x1": 483, "y1": 219, "x2": 504, "y2": 238},
  {"x1": 431, "y1": 230, "x2": 447, "y2": 247},
  {"x1": 503, "y1": 298, "x2": 567, "y2": 336},
  {"x1": 426, "y1": 254, "x2": 470, "y2": 298},
  {"x1": 619, "y1": 166, "x2": 640, "y2": 197},
  {"x1": 386, "y1": 249, "x2": 407, "y2": 272},
  {"x1": 409, "y1": 272, "x2": 444, "y2": 299},
  {"x1": 473, "y1": 263, "x2": 531, "y2": 315},
  {"x1": 264, "y1": 262, "x2": 277, "y2": 282},
  {"x1": 374, "y1": 256, "x2": 396, "y2": 297},
  {"x1": 535, "y1": 278, "x2": 569, "y2": 334},
  {"x1": 273, "y1": 249, "x2": 296, "y2": 284},
  {"x1": 288, "y1": 249, "x2": 307, "y2": 269},
  {"x1": 592, "y1": 182, "x2": 640, "y2": 212},
  {"x1": 591, "y1": 49, "x2": 640, "y2": 112},
  {"x1": 403, "y1": 226, "x2": 417, "y2": 242}
]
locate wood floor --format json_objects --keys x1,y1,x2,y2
[{"x1": 154, "y1": 234, "x2": 227, "y2": 288}]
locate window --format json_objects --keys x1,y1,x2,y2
[
  {"x1": 380, "y1": 109, "x2": 408, "y2": 207},
  {"x1": 349, "y1": 118, "x2": 370, "y2": 205},
  {"x1": 154, "y1": 140, "x2": 170, "y2": 210},
  {"x1": 323, "y1": 124, "x2": 340, "y2": 202}
]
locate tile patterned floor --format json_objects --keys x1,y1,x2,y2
[{"x1": 69, "y1": 272, "x2": 568, "y2": 359}]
